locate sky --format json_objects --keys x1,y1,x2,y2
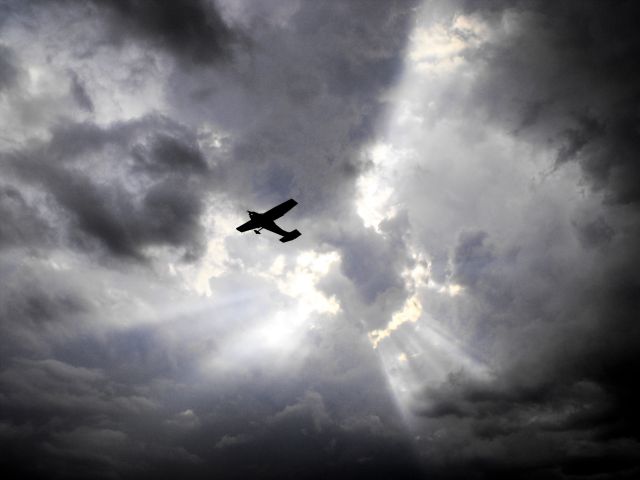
[{"x1": 1, "y1": 1, "x2": 640, "y2": 478}]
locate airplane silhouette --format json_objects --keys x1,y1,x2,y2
[{"x1": 236, "y1": 199, "x2": 301, "y2": 243}]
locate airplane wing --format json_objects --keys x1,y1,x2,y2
[
  {"x1": 263, "y1": 199, "x2": 297, "y2": 220},
  {"x1": 236, "y1": 218, "x2": 261, "y2": 232}
]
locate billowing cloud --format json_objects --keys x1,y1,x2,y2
[
  {"x1": 0, "y1": 45, "x2": 17, "y2": 90},
  {"x1": 2, "y1": 0, "x2": 640, "y2": 478},
  {"x1": 0, "y1": 0, "x2": 423, "y2": 478},
  {"x1": 366, "y1": 1, "x2": 640, "y2": 478},
  {"x1": 3, "y1": 116, "x2": 210, "y2": 260}
]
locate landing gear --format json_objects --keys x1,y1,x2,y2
[{"x1": 254, "y1": 228, "x2": 263, "y2": 234}]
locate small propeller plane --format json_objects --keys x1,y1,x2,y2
[{"x1": 236, "y1": 199, "x2": 301, "y2": 243}]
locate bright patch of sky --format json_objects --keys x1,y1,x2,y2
[
  {"x1": 356, "y1": 14, "x2": 485, "y2": 354},
  {"x1": 355, "y1": 11, "x2": 525, "y2": 414}
]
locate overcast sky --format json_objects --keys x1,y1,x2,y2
[{"x1": 1, "y1": 1, "x2": 640, "y2": 479}]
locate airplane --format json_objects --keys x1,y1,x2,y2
[{"x1": 236, "y1": 199, "x2": 301, "y2": 243}]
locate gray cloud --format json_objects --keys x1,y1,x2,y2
[
  {"x1": 69, "y1": 72, "x2": 94, "y2": 113},
  {"x1": 25, "y1": 0, "x2": 238, "y2": 67},
  {"x1": 164, "y1": 0, "x2": 416, "y2": 214},
  {"x1": 456, "y1": 0, "x2": 640, "y2": 205},
  {"x1": 0, "y1": 1, "x2": 423, "y2": 478},
  {"x1": 3, "y1": 116, "x2": 210, "y2": 260},
  {"x1": 96, "y1": 0, "x2": 237, "y2": 65},
  {"x1": 5, "y1": 0, "x2": 639, "y2": 478},
  {"x1": 0, "y1": 45, "x2": 17, "y2": 91},
  {"x1": 346, "y1": 1, "x2": 640, "y2": 478},
  {"x1": 0, "y1": 184, "x2": 51, "y2": 248}
]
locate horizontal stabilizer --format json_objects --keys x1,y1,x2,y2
[{"x1": 280, "y1": 229, "x2": 301, "y2": 243}]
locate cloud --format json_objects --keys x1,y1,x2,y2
[
  {"x1": 452, "y1": 231, "x2": 494, "y2": 288},
  {"x1": 0, "y1": 184, "x2": 51, "y2": 248},
  {"x1": 162, "y1": 0, "x2": 418, "y2": 215},
  {"x1": 33, "y1": 0, "x2": 238, "y2": 67},
  {"x1": 0, "y1": 45, "x2": 17, "y2": 90},
  {"x1": 5, "y1": 0, "x2": 640, "y2": 478},
  {"x1": 202, "y1": 388, "x2": 421, "y2": 480},
  {"x1": 3, "y1": 116, "x2": 210, "y2": 260},
  {"x1": 454, "y1": 0, "x2": 640, "y2": 205},
  {"x1": 100, "y1": 0, "x2": 237, "y2": 64},
  {"x1": 69, "y1": 71, "x2": 94, "y2": 113},
  {"x1": 337, "y1": 1, "x2": 640, "y2": 477}
]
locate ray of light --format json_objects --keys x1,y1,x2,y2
[{"x1": 355, "y1": 7, "x2": 494, "y2": 421}]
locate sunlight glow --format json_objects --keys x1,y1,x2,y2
[
  {"x1": 355, "y1": 16, "x2": 489, "y2": 232},
  {"x1": 272, "y1": 251, "x2": 341, "y2": 317},
  {"x1": 198, "y1": 249, "x2": 341, "y2": 376},
  {"x1": 356, "y1": 143, "x2": 409, "y2": 230},
  {"x1": 248, "y1": 251, "x2": 340, "y2": 358},
  {"x1": 408, "y1": 15, "x2": 489, "y2": 74},
  {"x1": 368, "y1": 295, "x2": 422, "y2": 348},
  {"x1": 245, "y1": 251, "x2": 341, "y2": 356},
  {"x1": 27, "y1": 66, "x2": 45, "y2": 92},
  {"x1": 258, "y1": 310, "x2": 299, "y2": 350},
  {"x1": 367, "y1": 252, "x2": 463, "y2": 349},
  {"x1": 356, "y1": 9, "x2": 492, "y2": 418}
]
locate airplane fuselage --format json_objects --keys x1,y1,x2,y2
[
  {"x1": 248, "y1": 211, "x2": 288, "y2": 236},
  {"x1": 236, "y1": 199, "x2": 301, "y2": 243}
]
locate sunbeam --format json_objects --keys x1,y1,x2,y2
[{"x1": 356, "y1": 8, "x2": 496, "y2": 423}]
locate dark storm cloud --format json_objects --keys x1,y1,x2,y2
[
  {"x1": 0, "y1": 262, "x2": 221, "y2": 478},
  {"x1": 0, "y1": 0, "x2": 428, "y2": 478},
  {"x1": 572, "y1": 214, "x2": 615, "y2": 249},
  {"x1": 452, "y1": 231, "x2": 494, "y2": 288},
  {"x1": 0, "y1": 273, "x2": 88, "y2": 359},
  {"x1": 3, "y1": 116, "x2": 210, "y2": 260},
  {"x1": 69, "y1": 72, "x2": 94, "y2": 112},
  {"x1": 96, "y1": 0, "x2": 236, "y2": 65},
  {"x1": 412, "y1": 211, "x2": 640, "y2": 475},
  {"x1": 456, "y1": 0, "x2": 640, "y2": 205},
  {"x1": 29, "y1": 0, "x2": 237, "y2": 66},
  {"x1": 203, "y1": 390, "x2": 422, "y2": 480},
  {"x1": 0, "y1": 45, "x2": 17, "y2": 90},
  {"x1": 183, "y1": 0, "x2": 418, "y2": 215},
  {"x1": 0, "y1": 302, "x2": 422, "y2": 479},
  {"x1": 133, "y1": 133, "x2": 208, "y2": 174},
  {"x1": 454, "y1": 0, "x2": 640, "y2": 370},
  {"x1": 0, "y1": 355, "x2": 201, "y2": 480},
  {"x1": 8, "y1": 0, "x2": 640, "y2": 478},
  {"x1": 187, "y1": 328, "x2": 424, "y2": 480},
  {"x1": 402, "y1": 154, "x2": 640, "y2": 470},
  {"x1": 332, "y1": 221, "x2": 408, "y2": 305},
  {"x1": 0, "y1": 265, "x2": 240, "y2": 478},
  {"x1": 0, "y1": 185, "x2": 51, "y2": 248},
  {"x1": 402, "y1": 3, "x2": 640, "y2": 476}
]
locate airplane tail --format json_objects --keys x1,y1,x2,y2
[{"x1": 280, "y1": 229, "x2": 301, "y2": 243}]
